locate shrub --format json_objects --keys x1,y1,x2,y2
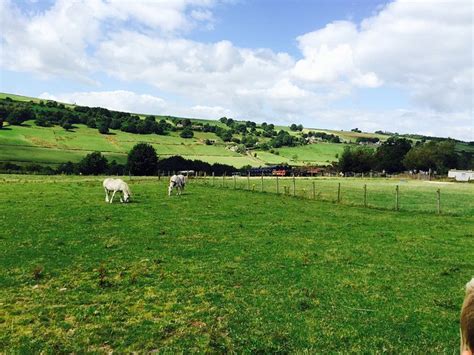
[{"x1": 180, "y1": 128, "x2": 194, "y2": 139}]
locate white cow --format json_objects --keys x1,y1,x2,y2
[
  {"x1": 103, "y1": 178, "x2": 131, "y2": 203},
  {"x1": 168, "y1": 174, "x2": 186, "y2": 196}
]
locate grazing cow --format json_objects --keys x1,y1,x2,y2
[
  {"x1": 103, "y1": 178, "x2": 131, "y2": 203},
  {"x1": 461, "y1": 278, "x2": 474, "y2": 355},
  {"x1": 169, "y1": 174, "x2": 186, "y2": 196}
]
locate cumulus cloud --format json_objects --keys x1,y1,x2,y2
[
  {"x1": 39, "y1": 90, "x2": 167, "y2": 114},
  {"x1": 294, "y1": 0, "x2": 473, "y2": 111},
  {"x1": 1, "y1": 0, "x2": 472, "y2": 140}
]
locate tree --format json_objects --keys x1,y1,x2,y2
[
  {"x1": 61, "y1": 120, "x2": 73, "y2": 131},
  {"x1": 374, "y1": 137, "x2": 412, "y2": 173},
  {"x1": 127, "y1": 143, "x2": 158, "y2": 176},
  {"x1": 403, "y1": 140, "x2": 458, "y2": 173},
  {"x1": 77, "y1": 152, "x2": 108, "y2": 175},
  {"x1": 338, "y1": 146, "x2": 375, "y2": 173},
  {"x1": 180, "y1": 127, "x2": 194, "y2": 138},
  {"x1": 219, "y1": 117, "x2": 228, "y2": 124},
  {"x1": 98, "y1": 120, "x2": 109, "y2": 134},
  {"x1": 290, "y1": 123, "x2": 298, "y2": 131},
  {"x1": 7, "y1": 108, "x2": 35, "y2": 125}
]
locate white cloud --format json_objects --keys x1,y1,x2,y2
[
  {"x1": 294, "y1": 0, "x2": 473, "y2": 111},
  {"x1": 39, "y1": 90, "x2": 167, "y2": 114},
  {"x1": 1, "y1": 0, "x2": 472, "y2": 140}
]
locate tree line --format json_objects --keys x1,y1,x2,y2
[{"x1": 337, "y1": 137, "x2": 473, "y2": 174}]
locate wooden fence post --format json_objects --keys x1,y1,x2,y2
[
  {"x1": 261, "y1": 172, "x2": 264, "y2": 192},
  {"x1": 276, "y1": 175, "x2": 279, "y2": 194},
  {"x1": 337, "y1": 182, "x2": 341, "y2": 203},
  {"x1": 364, "y1": 184, "x2": 367, "y2": 207},
  {"x1": 395, "y1": 185, "x2": 399, "y2": 211},
  {"x1": 292, "y1": 173, "x2": 296, "y2": 197},
  {"x1": 437, "y1": 188, "x2": 441, "y2": 214},
  {"x1": 312, "y1": 181, "x2": 315, "y2": 200},
  {"x1": 233, "y1": 174, "x2": 236, "y2": 189},
  {"x1": 212, "y1": 172, "x2": 215, "y2": 186},
  {"x1": 247, "y1": 172, "x2": 250, "y2": 190},
  {"x1": 222, "y1": 172, "x2": 226, "y2": 187}
]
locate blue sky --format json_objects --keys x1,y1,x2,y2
[{"x1": 0, "y1": 0, "x2": 472, "y2": 140}]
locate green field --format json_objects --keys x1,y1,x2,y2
[
  {"x1": 0, "y1": 120, "x2": 345, "y2": 168},
  {"x1": 1, "y1": 175, "x2": 472, "y2": 352},
  {"x1": 199, "y1": 176, "x2": 474, "y2": 216},
  {"x1": 0, "y1": 122, "x2": 265, "y2": 167}
]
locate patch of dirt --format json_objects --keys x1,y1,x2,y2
[{"x1": 29, "y1": 137, "x2": 58, "y2": 148}]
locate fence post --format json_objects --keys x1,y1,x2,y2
[
  {"x1": 222, "y1": 172, "x2": 226, "y2": 187},
  {"x1": 292, "y1": 173, "x2": 296, "y2": 197},
  {"x1": 129, "y1": 170, "x2": 131, "y2": 180},
  {"x1": 247, "y1": 172, "x2": 250, "y2": 190},
  {"x1": 364, "y1": 184, "x2": 367, "y2": 207},
  {"x1": 261, "y1": 172, "x2": 264, "y2": 192},
  {"x1": 233, "y1": 174, "x2": 236, "y2": 189},
  {"x1": 437, "y1": 188, "x2": 441, "y2": 214},
  {"x1": 212, "y1": 172, "x2": 215, "y2": 186},
  {"x1": 312, "y1": 181, "x2": 315, "y2": 200},
  {"x1": 158, "y1": 170, "x2": 160, "y2": 181},
  {"x1": 395, "y1": 185, "x2": 399, "y2": 211},
  {"x1": 276, "y1": 175, "x2": 279, "y2": 194},
  {"x1": 337, "y1": 182, "x2": 341, "y2": 203}
]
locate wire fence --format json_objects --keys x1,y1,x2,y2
[{"x1": 184, "y1": 173, "x2": 473, "y2": 216}]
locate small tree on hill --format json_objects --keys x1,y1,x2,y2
[
  {"x1": 61, "y1": 120, "x2": 73, "y2": 131},
  {"x1": 127, "y1": 143, "x2": 158, "y2": 176},
  {"x1": 98, "y1": 120, "x2": 109, "y2": 134},
  {"x1": 180, "y1": 127, "x2": 194, "y2": 139}
]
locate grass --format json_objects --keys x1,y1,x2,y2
[
  {"x1": 200, "y1": 176, "x2": 474, "y2": 216},
  {"x1": 1, "y1": 175, "x2": 472, "y2": 352},
  {"x1": 275, "y1": 143, "x2": 346, "y2": 165},
  {"x1": 0, "y1": 122, "x2": 258, "y2": 167}
]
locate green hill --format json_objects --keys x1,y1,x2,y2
[{"x1": 0, "y1": 92, "x2": 470, "y2": 168}]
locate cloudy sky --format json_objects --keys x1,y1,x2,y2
[{"x1": 0, "y1": 0, "x2": 472, "y2": 140}]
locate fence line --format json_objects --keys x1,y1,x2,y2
[{"x1": 185, "y1": 173, "x2": 463, "y2": 215}]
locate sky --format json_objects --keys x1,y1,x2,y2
[{"x1": 0, "y1": 0, "x2": 472, "y2": 141}]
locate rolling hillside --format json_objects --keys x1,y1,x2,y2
[{"x1": 1, "y1": 92, "x2": 469, "y2": 168}]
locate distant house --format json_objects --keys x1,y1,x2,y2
[{"x1": 448, "y1": 169, "x2": 474, "y2": 182}]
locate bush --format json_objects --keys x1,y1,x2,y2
[
  {"x1": 127, "y1": 143, "x2": 158, "y2": 176},
  {"x1": 180, "y1": 128, "x2": 194, "y2": 139}
]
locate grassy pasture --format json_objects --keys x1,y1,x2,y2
[
  {"x1": 204, "y1": 176, "x2": 474, "y2": 216},
  {"x1": 275, "y1": 143, "x2": 346, "y2": 165},
  {"x1": 1, "y1": 175, "x2": 472, "y2": 352},
  {"x1": 0, "y1": 122, "x2": 262, "y2": 167}
]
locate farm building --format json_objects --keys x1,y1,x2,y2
[{"x1": 448, "y1": 169, "x2": 474, "y2": 182}]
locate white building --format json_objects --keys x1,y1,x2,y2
[{"x1": 448, "y1": 170, "x2": 474, "y2": 182}]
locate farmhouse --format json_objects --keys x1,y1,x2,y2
[{"x1": 448, "y1": 169, "x2": 474, "y2": 182}]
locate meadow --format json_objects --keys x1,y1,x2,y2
[
  {"x1": 1, "y1": 175, "x2": 473, "y2": 352},
  {"x1": 198, "y1": 176, "x2": 474, "y2": 216}
]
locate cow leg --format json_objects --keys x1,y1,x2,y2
[{"x1": 104, "y1": 188, "x2": 109, "y2": 203}]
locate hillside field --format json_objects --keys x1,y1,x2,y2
[
  {"x1": 1, "y1": 175, "x2": 473, "y2": 352},
  {"x1": 0, "y1": 120, "x2": 345, "y2": 168}
]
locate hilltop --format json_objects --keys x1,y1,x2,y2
[{"x1": 0, "y1": 92, "x2": 471, "y2": 169}]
